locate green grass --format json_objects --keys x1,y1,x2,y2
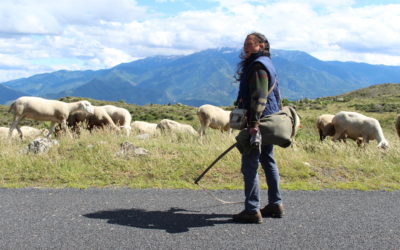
[
  {"x1": 1, "y1": 117, "x2": 399, "y2": 190},
  {"x1": 1, "y1": 84, "x2": 400, "y2": 190}
]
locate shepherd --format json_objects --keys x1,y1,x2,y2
[{"x1": 231, "y1": 32, "x2": 284, "y2": 224}]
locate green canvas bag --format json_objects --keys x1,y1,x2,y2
[{"x1": 235, "y1": 106, "x2": 299, "y2": 154}]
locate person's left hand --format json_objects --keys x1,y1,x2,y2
[{"x1": 249, "y1": 126, "x2": 259, "y2": 136}]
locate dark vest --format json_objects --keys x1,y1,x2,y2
[{"x1": 237, "y1": 55, "x2": 281, "y2": 116}]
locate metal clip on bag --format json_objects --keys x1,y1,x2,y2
[{"x1": 229, "y1": 108, "x2": 247, "y2": 130}]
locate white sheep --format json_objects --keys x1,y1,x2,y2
[
  {"x1": 331, "y1": 111, "x2": 388, "y2": 149},
  {"x1": 395, "y1": 115, "x2": 400, "y2": 138},
  {"x1": 0, "y1": 126, "x2": 48, "y2": 139},
  {"x1": 100, "y1": 105, "x2": 132, "y2": 136},
  {"x1": 65, "y1": 106, "x2": 119, "y2": 133},
  {"x1": 156, "y1": 119, "x2": 198, "y2": 135},
  {"x1": 316, "y1": 113, "x2": 361, "y2": 144},
  {"x1": 131, "y1": 121, "x2": 158, "y2": 135},
  {"x1": 316, "y1": 114, "x2": 336, "y2": 141},
  {"x1": 8, "y1": 96, "x2": 94, "y2": 138},
  {"x1": 197, "y1": 104, "x2": 232, "y2": 136}
]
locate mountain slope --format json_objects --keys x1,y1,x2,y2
[
  {"x1": 0, "y1": 84, "x2": 29, "y2": 105},
  {"x1": 338, "y1": 83, "x2": 400, "y2": 99},
  {"x1": 2, "y1": 48, "x2": 400, "y2": 106},
  {"x1": 2, "y1": 69, "x2": 105, "y2": 97}
]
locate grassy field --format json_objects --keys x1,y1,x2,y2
[{"x1": 1, "y1": 84, "x2": 400, "y2": 190}]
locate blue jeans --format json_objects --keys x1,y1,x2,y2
[{"x1": 241, "y1": 144, "x2": 282, "y2": 212}]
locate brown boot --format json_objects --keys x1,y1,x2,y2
[
  {"x1": 260, "y1": 203, "x2": 284, "y2": 218},
  {"x1": 232, "y1": 210, "x2": 263, "y2": 224}
]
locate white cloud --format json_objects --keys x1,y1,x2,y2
[
  {"x1": 0, "y1": 3, "x2": 61, "y2": 35},
  {"x1": 0, "y1": 0, "x2": 147, "y2": 35},
  {"x1": 99, "y1": 47, "x2": 136, "y2": 68},
  {"x1": 0, "y1": 54, "x2": 29, "y2": 69},
  {"x1": 0, "y1": 0, "x2": 399, "y2": 82}
]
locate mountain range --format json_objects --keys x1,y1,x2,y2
[{"x1": 1, "y1": 48, "x2": 400, "y2": 106}]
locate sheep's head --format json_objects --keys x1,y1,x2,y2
[
  {"x1": 377, "y1": 139, "x2": 389, "y2": 149},
  {"x1": 79, "y1": 101, "x2": 95, "y2": 114},
  {"x1": 325, "y1": 123, "x2": 336, "y2": 136}
]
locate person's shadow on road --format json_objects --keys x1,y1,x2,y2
[{"x1": 84, "y1": 207, "x2": 233, "y2": 233}]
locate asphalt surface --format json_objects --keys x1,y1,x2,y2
[{"x1": 0, "y1": 188, "x2": 399, "y2": 249}]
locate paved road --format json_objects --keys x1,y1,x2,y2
[{"x1": 0, "y1": 188, "x2": 399, "y2": 249}]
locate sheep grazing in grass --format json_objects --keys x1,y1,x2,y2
[
  {"x1": 100, "y1": 105, "x2": 132, "y2": 136},
  {"x1": 65, "y1": 106, "x2": 119, "y2": 133},
  {"x1": 8, "y1": 96, "x2": 94, "y2": 138},
  {"x1": 331, "y1": 111, "x2": 388, "y2": 149},
  {"x1": 156, "y1": 119, "x2": 198, "y2": 135},
  {"x1": 131, "y1": 121, "x2": 158, "y2": 135},
  {"x1": 0, "y1": 126, "x2": 48, "y2": 139},
  {"x1": 197, "y1": 104, "x2": 232, "y2": 136},
  {"x1": 396, "y1": 115, "x2": 400, "y2": 138},
  {"x1": 316, "y1": 113, "x2": 361, "y2": 144},
  {"x1": 316, "y1": 114, "x2": 336, "y2": 141}
]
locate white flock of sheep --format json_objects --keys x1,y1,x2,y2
[
  {"x1": 3, "y1": 98, "x2": 253, "y2": 140},
  {"x1": 3, "y1": 96, "x2": 398, "y2": 151},
  {"x1": 316, "y1": 111, "x2": 390, "y2": 149},
  {"x1": 5, "y1": 96, "x2": 201, "y2": 139},
  {"x1": 197, "y1": 104, "x2": 232, "y2": 136},
  {"x1": 0, "y1": 126, "x2": 48, "y2": 139},
  {"x1": 8, "y1": 96, "x2": 94, "y2": 138}
]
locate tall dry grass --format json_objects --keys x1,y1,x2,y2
[
  {"x1": 0, "y1": 121, "x2": 399, "y2": 190},
  {"x1": 1, "y1": 90, "x2": 400, "y2": 190}
]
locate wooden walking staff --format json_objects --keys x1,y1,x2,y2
[
  {"x1": 194, "y1": 143, "x2": 237, "y2": 184},
  {"x1": 194, "y1": 143, "x2": 242, "y2": 204}
]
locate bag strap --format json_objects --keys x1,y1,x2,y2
[
  {"x1": 268, "y1": 78, "x2": 277, "y2": 96},
  {"x1": 262, "y1": 78, "x2": 281, "y2": 111},
  {"x1": 268, "y1": 78, "x2": 283, "y2": 110}
]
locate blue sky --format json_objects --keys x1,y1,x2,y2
[
  {"x1": 0, "y1": 0, "x2": 400, "y2": 82},
  {"x1": 136, "y1": 0, "x2": 219, "y2": 17}
]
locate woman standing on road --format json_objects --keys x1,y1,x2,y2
[{"x1": 232, "y1": 32, "x2": 283, "y2": 224}]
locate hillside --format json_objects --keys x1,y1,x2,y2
[
  {"x1": 1, "y1": 83, "x2": 400, "y2": 128},
  {"x1": 308, "y1": 83, "x2": 400, "y2": 114},
  {"x1": 338, "y1": 83, "x2": 400, "y2": 99},
  {"x1": 0, "y1": 83, "x2": 399, "y2": 191},
  {"x1": 0, "y1": 84, "x2": 29, "y2": 105},
  {"x1": 2, "y1": 48, "x2": 400, "y2": 106}
]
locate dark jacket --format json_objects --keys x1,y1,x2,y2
[{"x1": 236, "y1": 54, "x2": 281, "y2": 126}]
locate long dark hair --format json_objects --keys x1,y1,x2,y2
[{"x1": 235, "y1": 32, "x2": 271, "y2": 81}]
